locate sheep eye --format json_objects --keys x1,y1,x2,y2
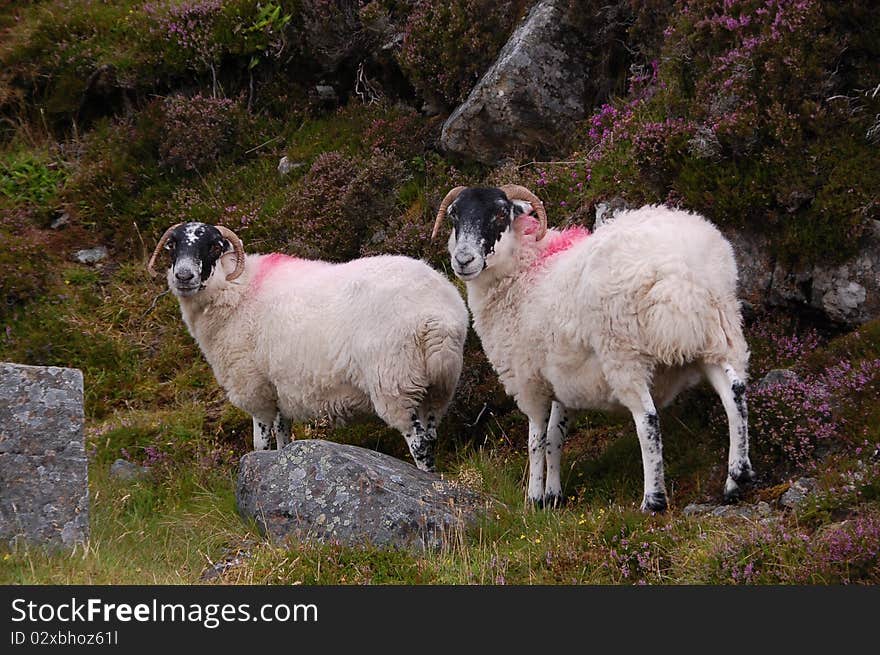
[
  {"x1": 165, "y1": 241, "x2": 176, "y2": 251},
  {"x1": 211, "y1": 242, "x2": 223, "y2": 256}
]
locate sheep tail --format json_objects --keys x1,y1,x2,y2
[{"x1": 637, "y1": 274, "x2": 741, "y2": 368}]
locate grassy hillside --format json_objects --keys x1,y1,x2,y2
[{"x1": 1, "y1": 0, "x2": 879, "y2": 584}]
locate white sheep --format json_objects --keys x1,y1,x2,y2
[
  {"x1": 432, "y1": 185, "x2": 753, "y2": 511},
  {"x1": 147, "y1": 222, "x2": 468, "y2": 471}
]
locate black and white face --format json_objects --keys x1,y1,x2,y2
[
  {"x1": 161, "y1": 222, "x2": 229, "y2": 297},
  {"x1": 446, "y1": 187, "x2": 527, "y2": 282}
]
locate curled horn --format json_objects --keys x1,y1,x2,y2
[
  {"x1": 431, "y1": 186, "x2": 466, "y2": 240},
  {"x1": 215, "y1": 225, "x2": 246, "y2": 281},
  {"x1": 500, "y1": 184, "x2": 547, "y2": 241},
  {"x1": 147, "y1": 222, "x2": 184, "y2": 278}
]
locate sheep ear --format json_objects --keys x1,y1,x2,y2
[
  {"x1": 220, "y1": 237, "x2": 240, "y2": 254},
  {"x1": 510, "y1": 199, "x2": 532, "y2": 217}
]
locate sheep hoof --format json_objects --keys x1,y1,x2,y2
[
  {"x1": 724, "y1": 463, "x2": 756, "y2": 503},
  {"x1": 527, "y1": 495, "x2": 544, "y2": 509},
  {"x1": 730, "y1": 462, "x2": 756, "y2": 485},
  {"x1": 641, "y1": 492, "x2": 668, "y2": 514},
  {"x1": 543, "y1": 492, "x2": 565, "y2": 509},
  {"x1": 723, "y1": 485, "x2": 742, "y2": 504}
]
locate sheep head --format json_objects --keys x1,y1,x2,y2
[
  {"x1": 147, "y1": 222, "x2": 245, "y2": 297},
  {"x1": 432, "y1": 185, "x2": 547, "y2": 282}
]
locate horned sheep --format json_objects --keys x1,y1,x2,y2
[
  {"x1": 148, "y1": 222, "x2": 468, "y2": 471},
  {"x1": 432, "y1": 185, "x2": 753, "y2": 511}
]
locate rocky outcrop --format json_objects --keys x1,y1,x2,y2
[
  {"x1": 0, "y1": 363, "x2": 89, "y2": 550},
  {"x1": 440, "y1": 0, "x2": 587, "y2": 164},
  {"x1": 236, "y1": 439, "x2": 485, "y2": 550},
  {"x1": 727, "y1": 221, "x2": 880, "y2": 327}
]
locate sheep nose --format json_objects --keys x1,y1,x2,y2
[
  {"x1": 175, "y1": 269, "x2": 195, "y2": 282},
  {"x1": 455, "y1": 252, "x2": 475, "y2": 267}
]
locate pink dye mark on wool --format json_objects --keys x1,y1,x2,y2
[
  {"x1": 250, "y1": 252, "x2": 307, "y2": 291},
  {"x1": 520, "y1": 214, "x2": 541, "y2": 235},
  {"x1": 532, "y1": 226, "x2": 590, "y2": 268}
]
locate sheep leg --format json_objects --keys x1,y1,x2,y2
[
  {"x1": 527, "y1": 417, "x2": 548, "y2": 505},
  {"x1": 252, "y1": 417, "x2": 272, "y2": 451},
  {"x1": 544, "y1": 401, "x2": 569, "y2": 508},
  {"x1": 273, "y1": 413, "x2": 292, "y2": 449},
  {"x1": 404, "y1": 413, "x2": 436, "y2": 473},
  {"x1": 521, "y1": 400, "x2": 552, "y2": 506},
  {"x1": 617, "y1": 386, "x2": 667, "y2": 513},
  {"x1": 634, "y1": 407, "x2": 668, "y2": 513},
  {"x1": 703, "y1": 362, "x2": 754, "y2": 502}
]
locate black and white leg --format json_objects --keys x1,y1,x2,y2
[
  {"x1": 273, "y1": 413, "x2": 292, "y2": 449},
  {"x1": 544, "y1": 401, "x2": 569, "y2": 508},
  {"x1": 252, "y1": 417, "x2": 272, "y2": 451},
  {"x1": 405, "y1": 413, "x2": 435, "y2": 472},
  {"x1": 625, "y1": 387, "x2": 667, "y2": 513},
  {"x1": 704, "y1": 362, "x2": 754, "y2": 501},
  {"x1": 522, "y1": 400, "x2": 551, "y2": 506}
]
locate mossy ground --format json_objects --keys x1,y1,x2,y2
[{"x1": 2, "y1": 1, "x2": 880, "y2": 585}]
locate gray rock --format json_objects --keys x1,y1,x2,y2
[
  {"x1": 725, "y1": 225, "x2": 880, "y2": 328},
  {"x1": 779, "y1": 477, "x2": 818, "y2": 509},
  {"x1": 440, "y1": 0, "x2": 587, "y2": 164},
  {"x1": 109, "y1": 458, "x2": 151, "y2": 482},
  {"x1": 684, "y1": 500, "x2": 773, "y2": 519},
  {"x1": 0, "y1": 363, "x2": 88, "y2": 550},
  {"x1": 50, "y1": 212, "x2": 70, "y2": 230},
  {"x1": 277, "y1": 156, "x2": 304, "y2": 176},
  {"x1": 682, "y1": 502, "x2": 715, "y2": 516},
  {"x1": 756, "y1": 369, "x2": 800, "y2": 390},
  {"x1": 236, "y1": 439, "x2": 485, "y2": 550},
  {"x1": 725, "y1": 229, "x2": 774, "y2": 308},
  {"x1": 315, "y1": 84, "x2": 338, "y2": 103},
  {"x1": 74, "y1": 246, "x2": 108, "y2": 265}
]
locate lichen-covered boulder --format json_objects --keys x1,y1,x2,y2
[
  {"x1": 439, "y1": 0, "x2": 587, "y2": 164},
  {"x1": 0, "y1": 363, "x2": 88, "y2": 550},
  {"x1": 236, "y1": 440, "x2": 485, "y2": 550}
]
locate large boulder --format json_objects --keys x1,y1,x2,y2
[
  {"x1": 0, "y1": 363, "x2": 89, "y2": 550},
  {"x1": 440, "y1": 0, "x2": 587, "y2": 164},
  {"x1": 236, "y1": 439, "x2": 485, "y2": 550}
]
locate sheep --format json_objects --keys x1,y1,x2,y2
[
  {"x1": 147, "y1": 221, "x2": 468, "y2": 472},
  {"x1": 431, "y1": 185, "x2": 753, "y2": 512}
]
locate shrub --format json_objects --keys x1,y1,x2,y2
[
  {"x1": 0, "y1": 153, "x2": 66, "y2": 207},
  {"x1": 398, "y1": 0, "x2": 526, "y2": 108},
  {"x1": 158, "y1": 93, "x2": 242, "y2": 172},
  {"x1": 707, "y1": 510, "x2": 880, "y2": 584},
  {"x1": 283, "y1": 149, "x2": 405, "y2": 261},
  {"x1": 567, "y1": 0, "x2": 880, "y2": 263}
]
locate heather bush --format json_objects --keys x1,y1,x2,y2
[
  {"x1": 566, "y1": 0, "x2": 880, "y2": 263},
  {"x1": 748, "y1": 355, "x2": 880, "y2": 473},
  {"x1": 706, "y1": 508, "x2": 880, "y2": 584},
  {"x1": 143, "y1": 0, "x2": 227, "y2": 80},
  {"x1": 283, "y1": 149, "x2": 405, "y2": 261},
  {"x1": 746, "y1": 312, "x2": 824, "y2": 376},
  {"x1": 398, "y1": 0, "x2": 526, "y2": 108},
  {"x1": 62, "y1": 107, "x2": 163, "y2": 242},
  {"x1": 158, "y1": 93, "x2": 244, "y2": 172}
]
